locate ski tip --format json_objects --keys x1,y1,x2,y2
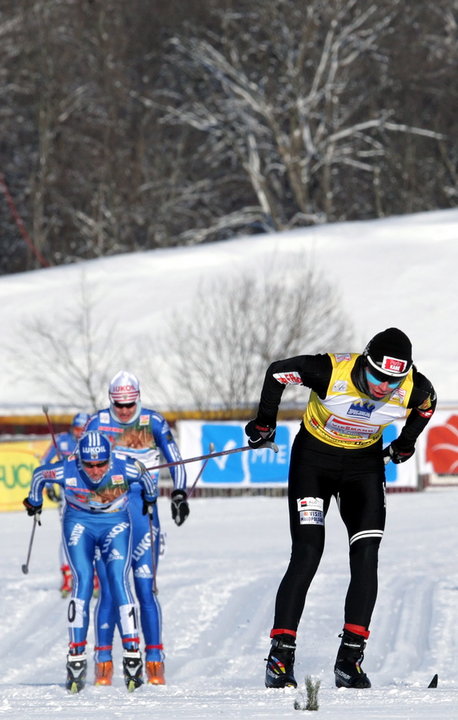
[
  {"x1": 428, "y1": 673, "x2": 438, "y2": 688},
  {"x1": 69, "y1": 682, "x2": 79, "y2": 694}
]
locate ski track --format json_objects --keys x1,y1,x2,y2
[
  {"x1": 1, "y1": 493, "x2": 457, "y2": 719},
  {"x1": 373, "y1": 575, "x2": 437, "y2": 682}
]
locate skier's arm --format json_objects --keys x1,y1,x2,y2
[
  {"x1": 24, "y1": 462, "x2": 65, "y2": 511},
  {"x1": 246, "y1": 354, "x2": 332, "y2": 448},
  {"x1": 396, "y1": 371, "x2": 437, "y2": 448},
  {"x1": 154, "y1": 415, "x2": 187, "y2": 492},
  {"x1": 253, "y1": 354, "x2": 332, "y2": 426},
  {"x1": 153, "y1": 415, "x2": 189, "y2": 525},
  {"x1": 385, "y1": 371, "x2": 437, "y2": 463},
  {"x1": 128, "y1": 459, "x2": 158, "y2": 503},
  {"x1": 85, "y1": 414, "x2": 99, "y2": 432}
]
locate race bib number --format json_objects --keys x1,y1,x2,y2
[
  {"x1": 119, "y1": 603, "x2": 139, "y2": 636},
  {"x1": 297, "y1": 496, "x2": 324, "y2": 525}
]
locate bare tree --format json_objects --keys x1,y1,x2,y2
[
  {"x1": 9, "y1": 274, "x2": 130, "y2": 410},
  {"x1": 156, "y1": 0, "x2": 447, "y2": 240},
  {"x1": 0, "y1": 0, "x2": 454, "y2": 272},
  {"x1": 137, "y1": 255, "x2": 354, "y2": 411}
]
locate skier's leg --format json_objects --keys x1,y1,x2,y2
[
  {"x1": 63, "y1": 517, "x2": 96, "y2": 654},
  {"x1": 266, "y1": 430, "x2": 334, "y2": 688},
  {"x1": 339, "y1": 465, "x2": 386, "y2": 631},
  {"x1": 62, "y1": 511, "x2": 96, "y2": 692},
  {"x1": 93, "y1": 547, "x2": 117, "y2": 685},
  {"x1": 334, "y1": 460, "x2": 386, "y2": 688},
  {"x1": 100, "y1": 517, "x2": 143, "y2": 690},
  {"x1": 271, "y1": 435, "x2": 334, "y2": 633},
  {"x1": 130, "y1": 497, "x2": 164, "y2": 683},
  {"x1": 58, "y1": 502, "x2": 72, "y2": 597}
]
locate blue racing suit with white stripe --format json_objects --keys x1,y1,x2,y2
[
  {"x1": 27, "y1": 452, "x2": 157, "y2": 656},
  {"x1": 87, "y1": 407, "x2": 186, "y2": 663}
]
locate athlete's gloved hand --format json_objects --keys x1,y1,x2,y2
[
  {"x1": 23, "y1": 497, "x2": 43, "y2": 517},
  {"x1": 383, "y1": 441, "x2": 415, "y2": 464},
  {"x1": 171, "y1": 489, "x2": 190, "y2": 526},
  {"x1": 142, "y1": 496, "x2": 157, "y2": 516},
  {"x1": 46, "y1": 485, "x2": 62, "y2": 503},
  {"x1": 245, "y1": 418, "x2": 276, "y2": 449}
]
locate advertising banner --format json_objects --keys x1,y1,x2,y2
[
  {"x1": 177, "y1": 420, "x2": 418, "y2": 489},
  {"x1": 0, "y1": 438, "x2": 54, "y2": 512},
  {"x1": 416, "y1": 405, "x2": 458, "y2": 477}
]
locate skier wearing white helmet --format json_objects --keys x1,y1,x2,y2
[{"x1": 87, "y1": 370, "x2": 188, "y2": 687}]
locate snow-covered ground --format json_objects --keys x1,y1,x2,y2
[
  {"x1": 1, "y1": 489, "x2": 457, "y2": 719},
  {"x1": 1, "y1": 208, "x2": 457, "y2": 412}
]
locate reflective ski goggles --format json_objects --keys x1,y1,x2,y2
[
  {"x1": 82, "y1": 460, "x2": 109, "y2": 469},
  {"x1": 365, "y1": 368, "x2": 402, "y2": 389}
]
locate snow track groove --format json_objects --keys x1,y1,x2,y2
[{"x1": 0, "y1": 492, "x2": 457, "y2": 718}]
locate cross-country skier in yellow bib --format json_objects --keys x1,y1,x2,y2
[{"x1": 245, "y1": 328, "x2": 436, "y2": 689}]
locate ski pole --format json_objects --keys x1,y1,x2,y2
[
  {"x1": 147, "y1": 505, "x2": 158, "y2": 594},
  {"x1": 21, "y1": 513, "x2": 40, "y2": 574},
  {"x1": 148, "y1": 440, "x2": 278, "y2": 473},
  {"x1": 187, "y1": 442, "x2": 215, "y2": 500},
  {"x1": 42, "y1": 404, "x2": 62, "y2": 460}
]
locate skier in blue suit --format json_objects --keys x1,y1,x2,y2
[
  {"x1": 86, "y1": 370, "x2": 189, "y2": 687},
  {"x1": 23, "y1": 430, "x2": 158, "y2": 693},
  {"x1": 40, "y1": 412, "x2": 91, "y2": 596},
  {"x1": 41, "y1": 412, "x2": 91, "y2": 465}
]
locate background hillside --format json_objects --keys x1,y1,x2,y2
[{"x1": 1, "y1": 208, "x2": 457, "y2": 415}]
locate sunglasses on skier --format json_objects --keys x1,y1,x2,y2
[
  {"x1": 365, "y1": 368, "x2": 402, "y2": 389},
  {"x1": 82, "y1": 460, "x2": 110, "y2": 469},
  {"x1": 113, "y1": 401, "x2": 136, "y2": 408}
]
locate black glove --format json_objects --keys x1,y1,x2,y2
[
  {"x1": 245, "y1": 419, "x2": 276, "y2": 449},
  {"x1": 171, "y1": 489, "x2": 190, "y2": 526},
  {"x1": 383, "y1": 441, "x2": 415, "y2": 465},
  {"x1": 142, "y1": 496, "x2": 157, "y2": 516},
  {"x1": 23, "y1": 497, "x2": 43, "y2": 517},
  {"x1": 46, "y1": 485, "x2": 62, "y2": 503}
]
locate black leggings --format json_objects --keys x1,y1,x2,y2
[{"x1": 272, "y1": 425, "x2": 386, "y2": 634}]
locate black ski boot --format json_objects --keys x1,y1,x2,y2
[
  {"x1": 66, "y1": 653, "x2": 87, "y2": 693},
  {"x1": 265, "y1": 635, "x2": 297, "y2": 688},
  {"x1": 123, "y1": 649, "x2": 144, "y2": 692},
  {"x1": 334, "y1": 630, "x2": 371, "y2": 688}
]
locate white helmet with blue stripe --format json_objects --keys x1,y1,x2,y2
[{"x1": 108, "y1": 370, "x2": 141, "y2": 423}]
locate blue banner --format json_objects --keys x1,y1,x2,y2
[{"x1": 177, "y1": 420, "x2": 418, "y2": 489}]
